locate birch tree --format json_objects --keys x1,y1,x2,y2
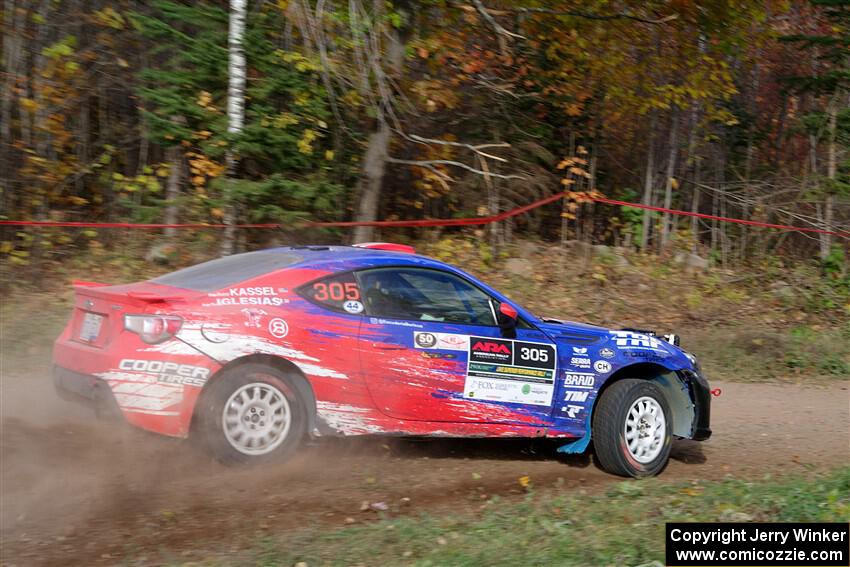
[{"x1": 220, "y1": 0, "x2": 247, "y2": 255}]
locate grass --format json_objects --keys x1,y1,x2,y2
[{"x1": 177, "y1": 467, "x2": 850, "y2": 566}]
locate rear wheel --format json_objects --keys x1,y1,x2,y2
[
  {"x1": 592, "y1": 379, "x2": 672, "y2": 477},
  {"x1": 198, "y1": 364, "x2": 307, "y2": 464}
]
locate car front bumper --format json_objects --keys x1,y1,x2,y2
[{"x1": 681, "y1": 368, "x2": 712, "y2": 441}]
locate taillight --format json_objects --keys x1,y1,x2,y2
[{"x1": 124, "y1": 314, "x2": 183, "y2": 344}]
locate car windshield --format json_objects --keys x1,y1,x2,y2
[{"x1": 151, "y1": 250, "x2": 303, "y2": 291}]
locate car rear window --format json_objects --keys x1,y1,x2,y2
[{"x1": 151, "y1": 250, "x2": 303, "y2": 291}]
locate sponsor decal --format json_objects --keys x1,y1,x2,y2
[
  {"x1": 569, "y1": 356, "x2": 592, "y2": 369},
  {"x1": 572, "y1": 346, "x2": 588, "y2": 354},
  {"x1": 414, "y1": 332, "x2": 437, "y2": 348},
  {"x1": 599, "y1": 347, "x2": 615, "y2": 359},
  {"x1": 464, "y1": 337, "x2": 557, "y2": 406},
  {"x1": 562, "y1": 404, "x2": 583, "y2": 418},
  {"x1": 421, "y1": 352, "x2": 457, "y2": 359},
  {"x1": 470, "y1": 338, "x2": 513, "y2": 363},
  {"x1": 268, "y1": 318, "x2": 289, "y2": 339},
  {"x1": 593, "y1": 360, "x2": 612, "y2": 373},
  {"x1": 343, "y1": 300, "x2": 364, "y2": 314},
  {"x1": 612, "y1": 330, "x2": 664, "y2": 350},
  {"x1": 370, "y1": 318, "x2": 423, "y2": 328},
  {"x1": 623, "y1": 350, "x2": 669, "y2": 360},
  {"x1": 413, "y1": 332, "x2": 470, "y2": 351},
  {"x1": 118, "y1": 359, "x2": 209, "y2": 387},
  {"x1": 563, "y1": 372, "x2": 595, "y2": 389},
  {"x1": 205, "y1": 286, "x2": 287, "y2": 307},
  {"x1": 437, "y1": 334, "x2": 469, "y2": 350},
  {"x1": 241, "y1": 308, "x2": 267, "y2": 328},
  {"x1": 564, "y1": 390, "x2": 590, "y2": 402}
]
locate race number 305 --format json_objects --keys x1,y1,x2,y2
[{"x1": 514, "y1": 342, "x2": 556, "y2": 370}]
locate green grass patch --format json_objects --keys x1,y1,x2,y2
[
  {"x1": 190, "y1": 467, "x2": 849, "y2": 567},
  {"x1": 688, "y1": 324, "x2": 850, "y2": 381}
]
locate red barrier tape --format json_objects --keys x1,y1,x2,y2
[
  {"x1": 1, "y1": 192, "x2": 847, "y2": 237},
  {"x1": 591, "y1": 197, "x2": 850, "y2": 238}
]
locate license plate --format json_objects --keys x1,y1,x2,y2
[{"x1": 79, "y1": 312, "x2": 103, "y2": 342}]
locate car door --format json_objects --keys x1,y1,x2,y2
[{"x1": 356, "y1": 267, "x2": 558, "y2": 424}]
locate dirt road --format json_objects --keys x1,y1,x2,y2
[{"x1": 1, "y1": 373, "x2": 848, "y2": 566}]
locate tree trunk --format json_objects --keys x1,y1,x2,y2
[
  {"x1": 163, "y1": 146, "x2": 183, "y2": 239},
  {"x1": 351, "y1": 12, "x2": 408, "y2": 243},
  {"x1": 820, "y1": 100, "x2": 837, "y2": 259},
  {"x1": 640, "y1": 112, "x2": 657, "y2": 252},
  {"x1": 221, "y1": 0, "x2": 248, "y2": 256},
  {"x1": 660, "y1": 107, "x2": 680, "y2": 250},
  {"x1": 352, "y1": 117, "x2": 391, "y2": 243}
]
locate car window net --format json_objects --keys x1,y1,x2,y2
[{"x1": 151, "y1": 251, "x2": 303, "y2": 291}]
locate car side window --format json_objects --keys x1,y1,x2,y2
[
  {"x1": 357, "y1": 268, "x2": 497, "y2": 326},
  {"x1": 297, "y1": 272, "x2": 364, "y2": 314}
]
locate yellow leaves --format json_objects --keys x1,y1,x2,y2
[
  {"x1": 67, "y1": 196, "x2": 89, "y2": 206},
  {"x1": 568, "y1": 166, "x2": 591, "y2": 178},
  {"x1": 196, "y1": 91, "x2": 218, "y2": 112},
  {"x1": 0, "y1": 241, "x2": 13, "y2": 254},
  {"x1": 297, "y1": 129, "x2": 318, "y2": 154},
  {"x1": 210, "y1": 207, "x2": 225, "y2": 219},
  {"x1": 278, "y1": 51, "x2": 321, "y2": 73},
  {"x1": 518, "y1": 475, "x2": 531, "y2": 489},
  {"x1": 324, "y1": 150, "x2": 335, "y2": 161},
  {"x1": 670, "y1": 178, "x2": 679, "y2": 190},
  {"x1": 20, "y1": 98, "x2": 38, "y2": 113},
  {"x1": 93, "y1": 6, "x2": 125, "y2": 29},
  {"x1": 185, "y1": 152, "x2": 225, "y2": 189},
  {"x1": 565, "y1": 103, "x2": 583, "y2": 117},
  {"x1": 556, "y1": 157, "x2": 587, "y2": 169}
]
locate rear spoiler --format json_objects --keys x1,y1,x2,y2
[
  {"x1": 72, "y1": 280, "x2": 197, "y2": 303},
  {"x1": 353, "y1": 242, "x2": 416, "y2": 254}
]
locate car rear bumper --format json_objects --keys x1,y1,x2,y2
[
  {"x1": 682, "y1": 369, "x2": 712, "y2": 441},
  {"x1": 53, "y1": 365, "x2": 123, "y2": 418}
]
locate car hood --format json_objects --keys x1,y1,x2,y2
[{"x1": 536, "y1": 317, "x2": 694, "y2": 372}]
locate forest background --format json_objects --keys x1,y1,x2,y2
[{"x1": 1, "y1": 0, "x2": 848, "y2": 282}]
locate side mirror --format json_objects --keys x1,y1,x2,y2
[
  {"x1": 497, "y1": 302, "x2": 518, "y2": 339},
  {"x1": 499, "y1": 302, "x2": 518, "y2": 320}
]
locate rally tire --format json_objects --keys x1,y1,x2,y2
[
  {"x1": 198, "y1": 364, "x2": 307, "y2": 465},
  {"x1": 592, "y1": 379, "x2": 672, "y2": 478}
]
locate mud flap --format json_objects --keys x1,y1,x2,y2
[{"x1": 556, "y1": 413, "x2": 592, "y2": 454}]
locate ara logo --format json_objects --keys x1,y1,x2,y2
[
  {"x1": 472, "y1": 341, "x2": 511, "y2": 354},
  {"x1": 572, "y1": 346, "x2": 588, "y2": 354}
]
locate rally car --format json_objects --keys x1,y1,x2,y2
[{"x1": 53, "y1": 243, "x2": 711, "y2": 477}]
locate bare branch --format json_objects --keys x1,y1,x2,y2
[
  {"x1": 468, "y1": 0, "x2": 524, "y2": 53},
  {"x1": 387, "y1": 157, "x2": 526, "y2": 180},
  {"x1": 455, "y1": 2, "x2": 678, "y2": 25}
]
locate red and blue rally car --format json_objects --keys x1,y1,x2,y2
[{"x1": 53, "y1": 243, "x2": 711, "y2": 477}]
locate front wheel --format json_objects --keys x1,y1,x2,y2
[
  {"x1": 198, "y1": 364, "x2": 307, "y2": 465},
  {"x1": 592, "y1": 379, "x2": 672, "y2": 477}
]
